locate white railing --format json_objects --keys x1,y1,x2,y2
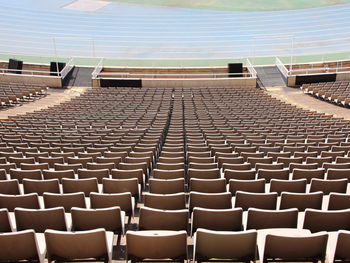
[
  {"x1": 97, "y1": 72, "x2": 253, "y2": 79},
  {"x1": 92, "y1": 58, "x2": 104, "y2": 79},
  {"x1": 0, "y1": 68, "x2": 53, "y2": 76},
  {"x1": 60, "y1": 57, "x2": 74, "y2": 79},
  {"x1": 246, "y1": 59, "x2": 257, "y2": 78},
  {"x1": 276, "y1": 57, "x2": 289, "y2": 78}
]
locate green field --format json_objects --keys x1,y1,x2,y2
[{"x1": 111, "y1": 0, "x2": 350, "y2": 11}]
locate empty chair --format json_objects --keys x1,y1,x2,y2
[
  {"x1": 90, "y1": 192, "x2": 134, "y2": 216},
  {"x1": 188, "y1": 168, "x2": 221, "y2": 180},
  {"x1": 9, "y1": 169, "x2": 42, "y2": 183},
  {"x1": 149, "y1": 178, "x2": 185, "y2": 194},
  {"x1": 189, "y1": 162, "x2": 218, "y2": 170},
  {"x1": 152, "y1": 169, "x2": 185, "y2": 180},
  {"x1": 247, "y1": 156, "x2": 273, "y2": 168},
  {"x1": 246, "y1": 208, "x2": 299, "y2": 230},
  {"x1": 102, "y1": 178, "x2": 140, "y2": 201},
  {"x1": 0, "y1": 193, "x2": 40, "y2": 211},
  {"x1": 327, "y1": 168, "x2": 350, "y2": 180},
  {"x1": 156, "y1": 163, "x2": 185, "y2": 170},
  {"x1": 45, "y1": 228, "x2": 113, "y2": 263},
  {"x1": 292, "y1": 168, "x2": 325, "y2": 183},
  {"x1": 222, "y1": 163, "x2": 251, "y2": 172},
  {"x1": 71, "y1": 206, "x2": 124, "y2": 234},
  {"x1": 0, "y1": 208, "x2": 13, "y2": 232},
  {"x1": 15, "y1": 207, "x2": 67, "y2": 232},
  {"x1": 306, "y1": 156, "x2": 333, "y2": 167},
  {"x1": 77, "y1": 169, "x2": 109, "y2": 183},
  {"x1": 280, "y1": 192, "x2": 323, "y2": 211},
  {"x1": 277, "y1": 157, "x2": 303, "y2": 168},
  {"x1": 289, "y1": 163, "x2": 319, "y2": 173},
  {"x1": 86, "y1": 162, "x2": 115, "y2": 172},
  {"x1": 126, "y1": 230, "x2": 187, "y2": 262},
  {"x1": 191, "y1": 207, "x2": 243, "y2": 234},
  {"x1": 23, "y1": 178, "x2": 60, "y2": 195},
  {"x1": 9, "y1": 157, "x2": 35, "y2": 167},
  {"x1": 309, "y1": 178, "x2": 348, "y2": 194},
  {"x1": 111, "y1": 168, "x2": 144, "y2": 186},
  {"x1": 235, "y1": 191, "x2": 277, "y2": 211},
  {"x1": 0, "y1": 179, "x2": 20, "y2": 195},
  {"x1": 62, "y1": 178, "x2": 99, "y2": 197},
  {"x1": 139, "y1": 207, "x2": 188, "y2": 231},
  {"x1": 42, "y1": 169, "x2": 75, "y2": 183},
  {"x1": 224, "y1": 169, "x2": 256, "y2": 182},
  {"x1": 255, "y1": 163, "x2": 284, "y2": 171},
  {"x1": 332, "y1": 230, "x2": 350, "y2": 262},
  {"x1": 0, "y1": 230, "x2": 45, "y2": 263},
  {"x1": 263, "y1": 232, "x2": 328, "y2": 263},
  {"x1": 43, "y1": 192, "x2": 86, "y2": 212},
  {"x1": 21, "y1": 163, "x2": 49, "y2": 171},
  {"x1": 67, "y1": 157, "x2": 93, "y2": 168},
  {"x1": 144, "y1": 193, "x2": 186, "y2": 210},
  {"x1": 270, "y1": 179, "x2": 307, "y2": 195},
  {"x1": 328, "y1": 193, "x2": 350, "y2": 210},
  {"x1": 303, "y1": 208, "x2": 350, "y2": 233},
  {"x1": 38, "y1": 156, "x2": 64, "y2": 168},
  {"x1": 189, "y1": 191, "x2": 232, "y2": 211},
  {"x1": 193, "y1": 229, "x2": 257, "y2": 263},
  {"x1": 257, "y1": 169, "x2": 289, "y2": 183},
  {"x1": 190, "y1": 178, "x2": 226, "y2": 193},
  {"x1": 229, "y1": 179, "x2": 265, "y2": 196},
  {"x1": 55, "y1": 163, "x2": 83, "y2": 173}
]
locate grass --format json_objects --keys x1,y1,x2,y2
[{"x1": 109, "y1": 0, "x2": 350, "y2": 11}]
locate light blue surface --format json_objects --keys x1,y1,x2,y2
[{"x1": 0, "y1": 0, "x2": 350, "y2": 63}]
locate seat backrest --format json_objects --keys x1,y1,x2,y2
[
  {"x1": 111, "y1": 168, "x2": 144, "y2": 185},
  {"x1": 235, "y1": 191, "x2": 277, "y2": 211},
  {"x1": 303, "y1": 209, "x2": 350, "y2": 233},
  {"x1": 229, "y1": 179, "x2": 265, "y2": 196},
  {"x1": 102, "y1": 178, "x2": 139, "y2": 199},
  {"x1": 148, "y1": 178, "x2": 185, "y2": 194},
  {"x1": 45, "y1": 228, "x2": 109, "y2": 263},
  {"x1": 326, "y1": 168, "x2": 350, "y2": 180},
  {"x1": 191, "y1": 207, "x2": 243, "y2": 234},
  {"x1": 43, "y1": 192, "x2": 86, "y2": 212},
  {"x1": 62, "y1": 178, "x2": 99, "y2": 197},
  {"x1": 139, "y1": 207, "x2": 188, "y2": 231},
  {"x1": 71, "y1": 206, "x2": 123, "y2": 234},
  {"x1": 264, "y1": 232, "x2": 328, "y2": 262},
  {"x1": 334, "y1": 230, "x2": 350, "y2": 262},
  {"x1": 22, "y1": 178, "x2": 60, "y2": 195},
  {"x1": 188, "y1": 168, "x2": 220, "y2": 180},
  {"x1": 42, "y1": 169, "x2": 75, "y2": 183},
  {"x1": 0, "y1": 208, "x2": 12, "y2": 232},
  {"x1": 292, "y1": 168, "x2": 325, "y2": 183},
  {"x1": 0, "y1": 193, "x2": 40, "y2": 212},
  {"x1": 269, "y1": 179, "x2": 307, "y2": 195},
  {"x1": 15, "y1": 207, "x2": 67, "y2": 232},
  {"x1": 144, "y1": 192, "x2": 186, "y2": 210},
  {"x1": 280, "y1": 192, "x2": 323, "y2": 211},
  {"x1": 90, "y1": 192, "x2": 133, "y2": 215},
  {"x1": 9, "y1": 169, "x2": 42, "y2": 183},
  {"x1": 246, "y1": 208, "x2": 298, "y2": 230},
  {"x1": 0, "y1": 179, "x2": 20, "y2": 195},
  {"x1": 189, "y1": 191, "x2": 232, "y2": 211},
  {"x1": 257, "y1": 169, "x2": 289, "y2": 183},
  {"x1": 194, "y1": 229, "x2": 257, "y2": 262},
  {"x1": 190, "y1": 178, "x2": 226, "y2": 193},
  {"x1": 77, "y1": 169, "x2": 109, "y2": 183},
  {"x1": 309, "y1": 178, "x2": 348, "y2": 195},
  {"x1": 0, "y1": 230, "x2": 42, "y2": 262},
  {"x1": 224, "y1": 169, "x2": 256, "y2": 182},
  {"x1": 126, "y1": 230, "x2": 187, "y2": 262}
]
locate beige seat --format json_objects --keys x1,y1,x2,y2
[
  {"x1": 139, "y1": 207, "x2": 188, "y2": 231},
  {"x1": 45, "y1": 228, "x2": 113, "y2": 263},
  {"x1": 126, "y1": 230, "x2": 187, "y2": 262},
  {"x1": 71, "y1": 206, "x2": 125, "y2": 235},
  {"x1": 0, "y1": 230, "x2": 45, "y2": 263},
  {"x1": 193, "y1": 228, "x2": 257, "y2": 262},
  {"x1": 246, "y1": 208, "x2": 299, "y2": 230},
  {"x1": 191, "y1": 207, "x2": 243, "y2": 234},
  {"x1": 15, "y1": 207, "x2": 67, "y2": 232}
]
